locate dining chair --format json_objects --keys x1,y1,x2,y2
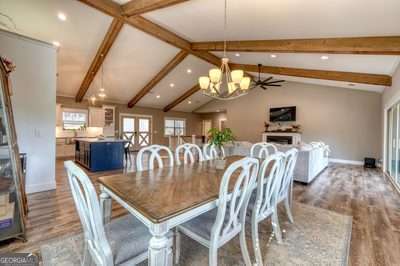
[
  {"x1": 277, "y1": 148, "x2": 299, "y2": 223},
  {"x1": 175, "y1": 143, "x2": 204, "y2": 165},
  {"x1": 175, "y1": 157, "x2": 259, "y2": 266},
  {"x1": 64, "y1": 160, "x2": 151, "y2": 266},
  {"x1": 250, "y1": 142, "x2": 278, "y2": 159},
  {"x1": 136, "y1": 144, "x2": 174, "y2": 171},
  {"x1": 242, "y1": 153, "x2": 286, "y2": 266},
  {"x1": 203, "y1": 143, "x2": 225, "y2": 160}
]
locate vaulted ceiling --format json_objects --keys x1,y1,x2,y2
[{"x1": 0, "y1": 0, "x2": 400, "y2": 112}]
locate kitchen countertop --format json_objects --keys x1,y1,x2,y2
[{"x1": 74, "y1": 138, "x2": 128, "y2": 143}]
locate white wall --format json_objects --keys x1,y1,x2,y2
[
  {"x1": 0, "y1": 30, "x2": 57, "y2": 193},
  {"x1": 197, "y1": 81, "x2": 382, "y2": 162}
]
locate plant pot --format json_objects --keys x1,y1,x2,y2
[{"x1": 215, "y1": 158, "x2": 227, "y2": 170}]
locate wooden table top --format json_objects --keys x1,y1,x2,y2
[{"x1": 98, "y1": 156, "x2": 245, "y2": 223}]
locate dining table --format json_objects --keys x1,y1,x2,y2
[{"x1": 98, "y1": 155, "x2": 245, "y2": 266}]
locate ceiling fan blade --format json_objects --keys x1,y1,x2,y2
[
  {"x1": 266, "y1": 80, "x2": 285, "y2": 85},
  {"x1": 260, "y1": 85, "x2": 269, "y2": 90},
  {"x1": 266, "y1": 84, "x2": 282, "y2": 87},
  {"x1": 262, "y1": 77, "x2": 273, "y2": 83}
]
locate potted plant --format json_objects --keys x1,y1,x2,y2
[{"x1": 208, "y1": 128, "x2": 235, "y2": 169}]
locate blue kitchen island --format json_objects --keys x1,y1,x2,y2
[{"x1": 75, "y1": 138, "x2": 127, "y2": 172}]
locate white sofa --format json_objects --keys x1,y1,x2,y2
[{"x1": 224, "y1": 141, "x2": 330, "y2": 184}]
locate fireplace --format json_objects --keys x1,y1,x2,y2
[
  {"x1": 262, "y1": 132, "x2": 301, "y2": 145},
  {"x1": 267, "y1": 135, "x2": 293, "y2": 144}
]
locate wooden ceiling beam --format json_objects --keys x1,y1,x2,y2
[
  {"x1": 75, "y1": 18, "x2": 124, "y2": 102},
  {"x1": 230, "y1": 63, "x2": 392, "y2": 86},
  {"x1": 122, "y1": 0, "x2": 189, "y2": 16},
  {"x1": 128, "y1": 50, "x2": 188, "y2": 108},
  {"x1": 191, "y1": 36, "x2": 400, "y2": 55},
  {"x1": 163, "y1": 84, "x2": 200, "y2": 112},
  {"x1": 76, "y1": 0, "x2": 123, "y2": 18}
]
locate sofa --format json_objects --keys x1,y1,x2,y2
[{"x1": 224, "y1": 141, "x2": 330, "y2": 184}]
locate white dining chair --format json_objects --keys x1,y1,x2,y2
[
  {"x1": 175, "y1": 157, "x2": 259, "y2": 266},
  {"x1": 277, "y1": 148, "x2": 299, "y2": 223},
  {"x1": 250, "y1": 142, "x2": 278, "y2": 159},
  {"x1": 64, "y1": 160, "x2": 151, "y2": 266},
  {"x1": 242, "y1": 153, "x2": 286, "y2": 266},
  {"x1": 175, "y1": 143, "x2": 204, "y2": 165},
  {"x1": 136, "y1": 144, "x2": 174, "y2": 171},
  {"x1": 203, "y1": 143, "x2": 225, "y2": 160}
]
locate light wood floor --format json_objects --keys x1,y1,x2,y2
[{"x1": 0, "y1": 157, "x2": 399, "y2": 266}]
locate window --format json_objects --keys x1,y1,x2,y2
[
  {"x1": 165, "y1": 118, "x2": 186, "y2": 136},
  {"x1": 62, "y1": 109, "x2": 88, "y2": 130}
]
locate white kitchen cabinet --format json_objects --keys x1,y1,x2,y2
[
  {"x1": 56, "y1": 141, "x2": 75, "y2": 158},
  {"x1": 89, "y1": 107, "x2": 105, "y2": 128},
  {"x1": 103, "y1": 105, "x2": 115, "y2": 137},
  {"x1": 56, "y1": 104, "x2": 62, "y2": 127}
]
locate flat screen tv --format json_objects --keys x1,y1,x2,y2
[{"x1": 269, "y1": 106, "x2": 296, "y2": 122}]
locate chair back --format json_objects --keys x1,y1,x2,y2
[
  {"x1": 136, "y1": 144, "x2": 174, "y2": 171},
  {"x1": 203, "y1": 143, "x2": 225, "y2": 160},
  {"x1": 278, "y1": 148, "x2": 299, "y2": 201},
  {"x1": 252, "y1": 153, "x2": 285, "y2": 221},
  {"x1": 250, "y1": 142, "x2": 278, "y2": 159},
  {"x1": 64, "y1": 161, "x2": 113, "y2": 265},
  {"x1": 175, "y1": 143, "x2": 204, "y2": 165},
  {"x1": 210, "y1": 157, "x2": 259, "y2": 247}
]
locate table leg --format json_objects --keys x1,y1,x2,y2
[
  {"x1": 148, "y1": 223, "x2": 172, "y2": 266},
  {"x1": 99, "y1": 185, "x2": 112, "y2": 224}
]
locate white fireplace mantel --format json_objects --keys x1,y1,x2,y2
[{"x1": 262, "y1": 132, "x2": 302, "y2": 145}]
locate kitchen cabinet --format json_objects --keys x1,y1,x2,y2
[
  {"x1": 89, "y1": 107, "x2": 105, "y2": 128},
  {"x1": 103, "y1": 105, "x2": 115, "y2": 137},
  {"x1": 75, "y1": 139, "x2": 126, "y2": 172},
  {"x1": 56, "y1": 104, "x2": 62, "y2": 127},
  {"x1": 56, "y1": 139, "x2": 75, "y2": 158}
]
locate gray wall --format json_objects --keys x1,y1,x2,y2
[
  {"x1": 197, "y1": 81, "x2": 382, "y2": 161},
  {"x1": 0, "y1": 30, "x2": 57, "y2": 193}
]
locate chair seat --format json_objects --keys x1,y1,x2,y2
[
  {"x1": 105, "y1": 215, "x2": 151, "y2": 265},
  {"x1": 179, "y1": 209, "x2": 233, "y2": 248}
]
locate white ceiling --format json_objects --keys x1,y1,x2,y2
[
  {"x1": 85, "y1": 24, "x2": 179, "y2": 103},
  {"x1": 144, "y1": 0, "x2": 400, "y2": 41},
  {"x1": 1, "y1": 0, "x2": 399, "y2": 112},
  {"x1": 138, "y1": 55, "x2": 213, "y2": 111}
]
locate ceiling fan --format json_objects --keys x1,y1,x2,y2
[{"x1": 250, "y1": 64, "x2": 285, "y2": 90}]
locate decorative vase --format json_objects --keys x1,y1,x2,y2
[{"x1": 215, "y1": 158, "x2": 226, "y2": 170}]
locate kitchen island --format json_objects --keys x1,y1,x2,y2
[{"x1": 75, "y1": 138, "x2": 127, "y2": 172}]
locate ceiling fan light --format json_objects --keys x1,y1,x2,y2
[
  {"x1": 199, "y1": 76, "x2": 210, "y2": 90},
  {"x1": 240, "y1": 77, "x2": 251, "y2": 90},
  {"x1": 231, "y1": 70, "x2": 244, "y2": 83},
  {"x1": 209, "y1": 68, "x2": 222, "y2": 83}
]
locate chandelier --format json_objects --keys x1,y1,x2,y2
[{"x1": 198, "y1": 0, "x2": 251, "y2": 100}]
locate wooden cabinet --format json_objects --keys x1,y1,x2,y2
[
  {"x1": 56, "y1": 140, "x2": 75, "y2": 158},
  {"x1": 89, "y1": 107, "x2": 105, "y2": 128}
]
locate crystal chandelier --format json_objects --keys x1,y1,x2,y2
[{"x1": 198, "y1": 0, "x2": 251, "y2": 100}]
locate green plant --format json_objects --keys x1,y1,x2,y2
[{"x1": 208, "y1": 128, "x2": 235, "y2": 151}]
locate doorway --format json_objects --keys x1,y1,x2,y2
[
  {"x1": 120, "y1": 114, "x2": 152, "y2": 151},
  {"x1": 202, "y1": 120, "x2": 212, "y2": 137}
]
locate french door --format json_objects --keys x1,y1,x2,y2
[
  {"x1": 386, "y1": 103, "x2": 400, "y2": 186},
  {"x1": 120, "y1": 114, "x2": 152, "y2": 151}
]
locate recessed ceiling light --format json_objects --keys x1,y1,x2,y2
[
  {"x1": 169, "y1": 83, "x2": 175, "y2": 88},
  {"x1": 188, "y1": 100, "x2": 192, "y2": 104},
  {"x1": 235, "y1": 53, "x2": 240, "y2": 57},
  {"x1": 186, "y1": 69, "x2": 192, "y2": 74},
  {"x1": 156, "y1": 95, "x2": 161, "y2": 98},
  {"x1": 321, "y1": 55, "x2": 329, "y2": 60},
  {"x1": 216, "y1": 109, "x2": 220, "y2": 112},
  {"x1": 270, "y1": 54, "x2": 277, "y2": 58},
  {"x1": 57, "y1": 12, "x2": 67, "y2": 21},
  {"x1": 52, "y1": 41, "x2": 61, "y2": 47}
]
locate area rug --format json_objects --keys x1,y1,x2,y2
[{"x1": 41, "y1": 203, "x2": 352, "y2": 266}]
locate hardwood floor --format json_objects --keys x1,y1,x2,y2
[{"x1": 0, "y1": 157, "x2": 399, "y2": 266}]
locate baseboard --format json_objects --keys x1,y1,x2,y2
[
  {"x1": 383, "y1": 171, "x2": 400, "y2": 195},
  {"x1": 26, "y1": 182, "x2": 57, "y2": 194},
  {"x1": 329, "y1": 158, "x2": 364, "y2": 165}
]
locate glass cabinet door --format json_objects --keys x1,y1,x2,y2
[{"x1": 0, "y1": 59, "x2": 26, "y2": 241}]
